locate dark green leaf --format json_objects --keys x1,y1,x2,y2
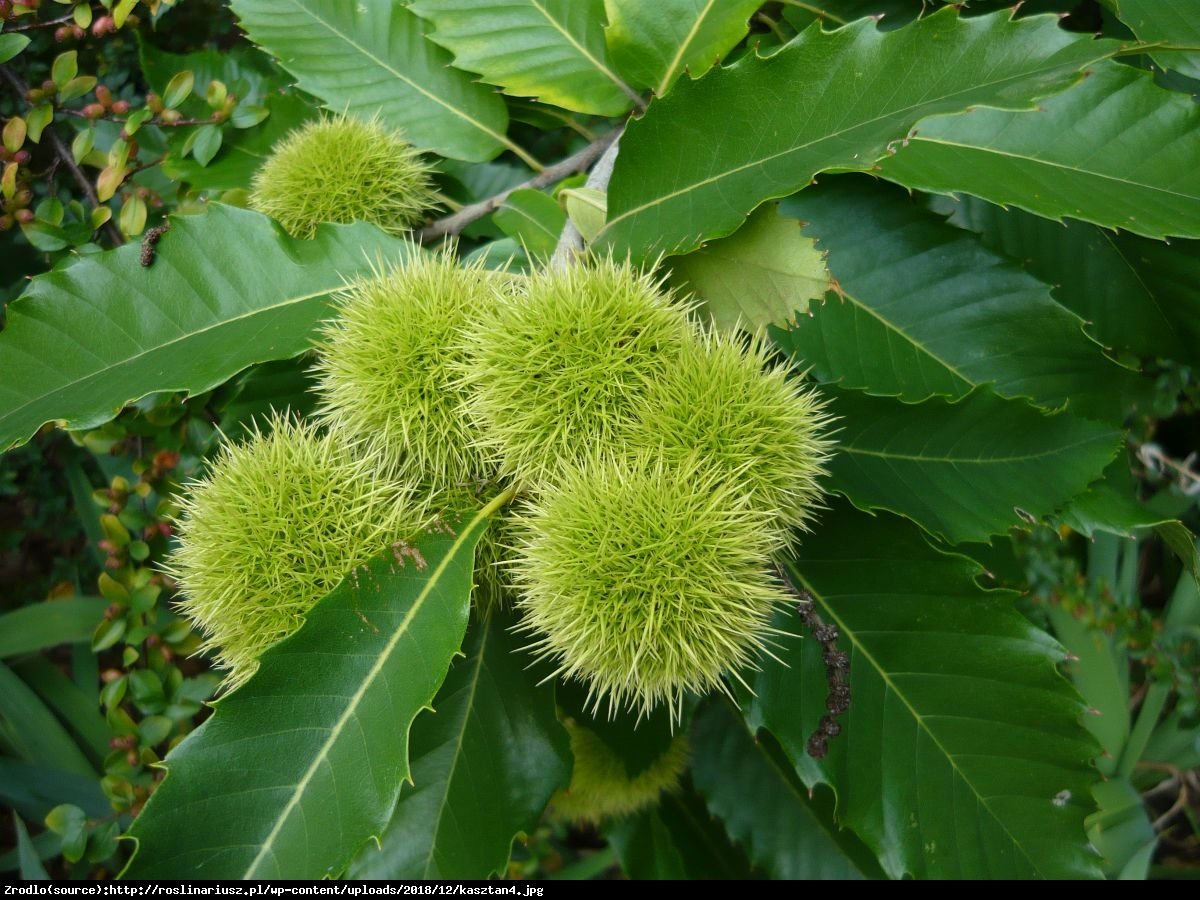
[
  {"x1": 127, "y1": 669, "x2": 166, "y2": 713},
  {"x1": 0, "y1": 204, "x2": 419, "y2": 452},
  {"x1": 85, "y1": 819, "x2": 119, "y2": 864},
  {"x1": 606, "y1": 779, "x2": 759, "y2": 880},
  {"x1": 440, "y1": 159, "x2": 530, "y2": 206},
  {"x1": 600, "y1": 9, "x2": 1118, "y2": 259},
  {"x1": 214, "y1": 356, "x2": 320, "y2": 437},
  {"x1": 606, "y1": 806, "x2": 687, "y2": 879},
  {"x1": 0, "y1": 759, "x2": 108, "y2": 821},
  {"x1": 825, "y1": 388, "x2": 1122, "y2": 544},
  {"x1": 12, "y1": 813, "x2": 50, "y2": 880},
  {"x1": 935, "y1": 194, "x2": 1200, "y2": 368},
  {"x1": 0, "y1": 663, "x2": 94, "y2": 778},
  {"x1": 604, "y1": 0, "x2": 761, "y2": 95},
  {"x1": 351, "y1": 610, "x2": 571, "y2": 879},
  {"x1": 1102, "y1": 0, "x2": 1200, "y2": 78},
  {"x1": 691, "y1": 701, "x2": 874, "y2": 879},
  {"x1": 123, "y1": 499, "x2": 503, "y2": 879},
  {"x1": 0, "y1": 821, "x2": 58, "y2": 873},
  {"x1": 745, "y1": 503, "x2": 1102, "y2": 879},
  {"x1": 878, "y1": 61, "x2": 1200, "y2": 241},
  {"x1": 669, "y1": 202, "x2": 828, "y2": 332},
  {"x1": 0, "y1": 597, "x2": 108, "y2": 658},
  {"x1": 230, "y1": 0, "x2": 521, "y2": 164},
  {"x1": 493, "y1": 188, "x2": 566, "y2": 259},
  {"x1": 777, "y1": 178, "x2": 1153, "y2": 421},
  {"x1": 12, "y1": 657, "x2": 109, "y2": 766}
]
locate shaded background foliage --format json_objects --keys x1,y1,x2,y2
[{"x1": 0, "y1": 0, "x2": 1196, "y2": 881}]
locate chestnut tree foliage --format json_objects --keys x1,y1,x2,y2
[{"x1": 0, "y1": 0, "x2": 1198, "y2": 882}]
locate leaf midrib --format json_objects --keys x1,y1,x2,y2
[
  {"x1": 655, "y1": 0, "x2": 717, "y2": 96},
  {"x1": 903, "y1": 134, "x2": 1199, "y2": 202},
  {"x1": 813, "y1": 287, "x2": 975, "y2": 390},
  {"x1": 839, "y1": 431, "x2": 1109, "y2": 466},
  {"x1": 243, "y1": 495, "x2": 507, "y2": 878},
  {"x1": 785, "y1": 562, "x2": 1045, "y2": 878},
  {"x1": 527, "y1": 0, "x2": 638, "y2": 105}
]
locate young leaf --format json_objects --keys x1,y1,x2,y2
[
  {"x1": 603, "y1": 0, "x2": 762, "y2": 96},
  {"x1": 410, "y1": 0, "x2": 636, "y2": 116},
  {"x1": 12, "y1": 658, "x2": 111, "y2": 767},
  {"x1": 825, "y1": 387, "x2": 1122, "y2": 544},
  {"x1": 122, "y1": 497, "x2": 507, "y2": 879},
  {"x1": 229, "y1": 0, "x2": 518, "y2": 163},
  {"x1": 691, "y1": 701, "x2": 877, "y2": 880},
  {"x1": 936, "y1": 194, "x2": 1200, "y2": 368},
  {"x1": 744, "y1": 502, "x2": 1103, "y2": 879},
  {"x1": 668, "y1": 202, "x2": 829, "y2": 332},
  {"x1": 777, "y1": 178, "x2": 1153, "y2": 421},
  {"x1": 0, "y1": 205, "x2": 420, "y2": 452},
  {"x1": 878, "y1": 61, "x2": 1200, "y2": 241},
  {"x1": 351, "y1": 610, "x2": 570, "y2": 880},
  {"x1": 600, "y1": 9, "x2": 1118, "y2": 259}
]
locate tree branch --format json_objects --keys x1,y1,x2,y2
[
  {"x1": 419, "y1": 128, "x2": 620, "y2": 243},
  {"x1": 59, "y1": 107, "x2": 222, "y2": 128},
  {"x1": 549, "y1": 131, "x2": 620, "y2": 270},
  {"x1": 0, "y1": 65, "x2": 125, "y2": 246},
  {"x1": 1, "y1": 12, "x2": 76, "y2": 32}
]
